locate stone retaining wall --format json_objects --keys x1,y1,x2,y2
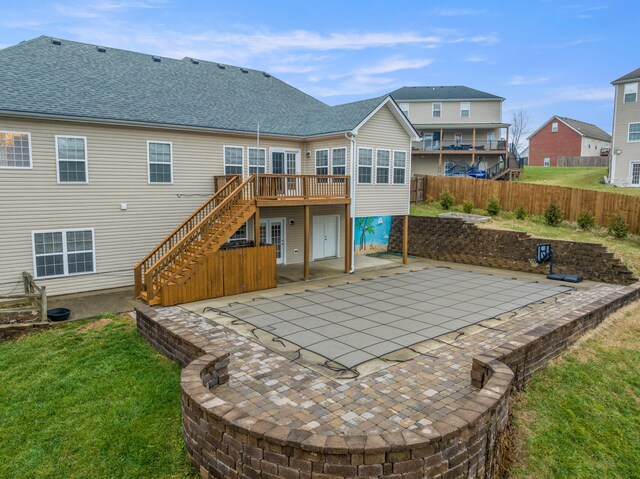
[
  {"x1": 388, "y1": 216, "x2": 636, "y2": 285},
  {"x1": 0, "y1": 322, "x2": 54, "y2": 341},
  {"x1": 135, "y1": 281, "x2": 640, "y2": 479}
]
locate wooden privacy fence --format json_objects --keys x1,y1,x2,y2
[
  {"x1": 557, "y1": 156, "x2": 609, "y2": 167},
  {"x1": 423, "y1": 175, "x2": 640, "y2": 234},
  {"x1": 410, "y1": 175, "x2": 426, "y2": 204}
]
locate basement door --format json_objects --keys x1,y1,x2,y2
[
  {"x1": 260, "y1": 219, "x2": 285, "y2": 264},
  {"x1": 313, "y1": 215, "x2": 339, "y2": 260}
]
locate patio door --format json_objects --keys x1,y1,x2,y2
[
  {"x1": 312, "y1": 215, "x2": 339, "y2": 260},
  {"x1": 260, "y1": 219, "x2": 285, "y2": 264},
  {"x1": 271, "y1": 150, "x2": 300, "y2": 174}
]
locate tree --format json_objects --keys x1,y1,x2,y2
[{"x1": 509, "y1": 109, "x2": 530, "y2": 156}]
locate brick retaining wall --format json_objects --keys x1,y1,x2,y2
[{"x1": 388, "y1": 216, "x2": 636, "y2": 285}]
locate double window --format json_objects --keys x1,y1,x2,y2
[
  {"x1": 248, "y1": 147, "x2": 266, "y2": 174},
  {"x1": 357, "y1": 148, "x2": 373, "y2": 184},
  {"x1": 460, "y1": 102, "x2": 470, "y2": 118},
  {"x1": 332, "y1": 148, "x2": 346, "y2": 175},
  {"x1": 393, "y1": 151, "x2": 407, "y2": 184},
  {"x1": 432, "y1": 103, "x2": 442, "y2": 118},
  {"x1": 624, "y1": 83, "x2": 638, "y2": 103},
  {"x1": 315, "y1": 149, "x2": 329, "y2": 175},
  {"x1": 147, "y1": 141, "x2": 172, "y2": 184},
  {"x1": 376, "y1": 149, "x2": 390, "y2": 184},
  {"x1": 629, "y1": 123, "x2": 640, "y2": 142},
  {"x1": 0, "y1": 131, "x2": 31, "y2": 168},
  {"x1": 224, "y1": 146, "x2": 244, "y2": 175},
  {"x1": 32, "y1": 229, "x2": 95, "y2": 278}
]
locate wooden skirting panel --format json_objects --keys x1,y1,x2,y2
[{"x1": 160, "y1": 246, "x2": 276, "y2": 306}]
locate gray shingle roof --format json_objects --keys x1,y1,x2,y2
[
  {"x1": 389, "y1": 85, "x2": 503, "y2": 101},
  {"x1": 557, "y1": 117, "x2": 611, "y2": 142},
  {"x1": 0, "y1": 36, "x2": 390, "y2": 137},
  {"x1": 612, "y1": 67, "x2": 640, "y2": 84}
]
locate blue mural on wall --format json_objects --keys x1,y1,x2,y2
[{"x1": 355, "y1": 216, "x2": 392, "y2": 255}]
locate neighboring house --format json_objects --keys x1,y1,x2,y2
[
  {"x1": 610, "y1": 67, "x2": 640, "y2": 186},
  {"x1": 389, "y1": 86, "x2": 510, "y2": 176},
  {"x1": 519, "y1": 146, "x2": 529, "y2": 166},
  {"x1": 0, "y1": 36, "x2": 418, "y2": 301},
  {"x1": 528, "y1": 116, "x2": 611, "y2": 167}
]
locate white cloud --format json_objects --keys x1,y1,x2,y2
[
  {"x1": 508, "y1": 75, "x2": 551, "y2": 85},
  {"x1": 465, "y1": 55, "x2": 487, "y2": 63},
  {"x1": 354, "y1": 56, "x2": 433, "y2": 75},
  {"x1": 305, "y1": 75, "x2": 396, "y2": 97},
  {"x1": 551, "y1": 86, "x2": 613, "y2": 101}
]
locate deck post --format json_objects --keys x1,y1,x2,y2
[
  {"x1": 438, "y1": 128, "x2": 444, "y2": 175},
  {"x1": 254, "y1": 207, "x2": 260, "y2": 246},
  {"x1": 304, "y1": 205, "x2": 310, "y2": 280},
  {"x1": 472, "y1": 128, "x2": 476, "y2": 166},
  {"x1": 402, "y1": 214, "x2": 409, "y2": 265},
  {"x1": 344, "y1": 204, "x2": 351, "y2": 273}
]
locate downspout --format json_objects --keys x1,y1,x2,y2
[
  {"x1": 610, "y1": 85, "x2": 619, "y2": 185},
  {"x1": 346, "y1": 132, "x2": 357, "y2": 273}
]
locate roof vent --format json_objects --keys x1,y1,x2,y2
[
  {"x1": 152, "y1": 56, "x2": 161, "y2": 63},
  {"x1": 240, "y1": 68, "x2": 248, "y2": 74},
  {"x1": 263, "y1": 72, "x2": 271, "y2": 78},
  {"x1": 51, "y1": 38, "x2": 62, "y2": 46},
  {"x1": 217, "y1": 63, "x2": 226, "y2": 69},
  {"x1": 96, "y1": 46, "x2": 107, "y2": 53},
  {"x1": 190, "y1": 58, "x2": 199, "y2": 65}
]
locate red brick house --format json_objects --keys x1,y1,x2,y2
[{"x1": 528, "y1": 116, "x2": 611, "y2": 166}]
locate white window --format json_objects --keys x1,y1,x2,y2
[
  {"x1": 551, "y1": 122, "x2": 558, "y2": 132},
  {"x1": 0, "y1": 131, "x2": 31, "y2": 168},
  {"x1": 624, "y1": 83, "x2": 638, "y2": 103},
  {"x1": 432, "y1": 103, "x2": 441, "y2": 118},
  {"x1": 147, "y1": 141, "x2": 171, "y2": 184},
  {"x1": 460, "y1": 102, "x2": 470, "y2": 118},
  {"x1": 248, "y1": 147, "x2": 266, "y2": 174},
  {"x1": 315, "y1": 149, "x2": 329, "y2": 175},
  {"x1": 224, "y1": 146, "x2": 244, "y2": 175},
  {"x1": 229, "y1": 222, "x2": 248, "y2": 242},
  {"x1": 376, "y1": 149, "x2": 390, "y2": 184},
  {"x1": 631, "y1": 162, "x2": 640, "y2": 186},
  {"x1": 629, "y1": 123, "x2": 640, "y2": 142},
  {"x1": 544, "y1": 157, "x2": 551, "y2": 167},
  {"x1": 357, "y1": 148, "x2": 373, "y2": 184},
  {"x1": 56, "y1": 136, "x2": 88, "y2": 183},
  {"x1": 332, "y1": 148, "x2": 346, "y2": 175},
  {"x1": 32, "y1": 228, "x2": 95, "y2": 278},
  {"x1": 399, "y1": 103, "x2": 409, "y2": 117},
  {"x1": 393, "y1": 151, "x2": 407, "y2": 184}
]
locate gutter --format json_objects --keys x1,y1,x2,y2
[{"x1": 346, "y1": 132, "x2": 357, "y2": 273}]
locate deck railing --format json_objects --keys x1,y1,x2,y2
[
  {"x1": 214, "y1": 174, "x2": 350, "y2": 200},
  {"x1": 134, "y1": 175, "x2": 241, "y2": 296}
]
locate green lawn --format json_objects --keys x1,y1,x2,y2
[
  {"x1": 516, "y1": 166, "x2": 640, "y2": 196},
  {"x1": 0, "y1": 315, "x2": 197, "y2": 479},
  {"x1": 509, "y1": 303, "x2": 640, "y2": 479}
]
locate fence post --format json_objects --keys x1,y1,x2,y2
[{"x1": 41, "y1": 285, "x2": 47, "y2": 322}]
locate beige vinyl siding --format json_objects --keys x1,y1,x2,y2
[
  {"x1": 303, "y1": 137, "x2": 352, "y2": 175},
  {"x1": 612, "y1": 82, "x2": 640, "y2": 185},
  {"x1": 405, "y1": 100, "x2": 502, "y2": 125},
  {"x1": 412, "y1": 157, "x2": 439, "y2": 176},
  {"x1": 580, "y1": 136, "x2": 610, "y2": 157},
  {"x1": 0, "y1": 116, "x2": 304, "y2": 295},
  {"x1": 354, "y1": 105, "x2": 411, "y2": 217}
]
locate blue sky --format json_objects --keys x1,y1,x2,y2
[{"x1": 1, "y1": 1, "x2": 637, "y2": 141}]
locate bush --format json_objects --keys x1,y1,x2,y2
[
  {"x1": 462, "y1": 199, "x2": 474, "y2": 214},
  {"x1": 439, "y1": 191, "x2": 454, "y2": 210},
  {"x1": 608, "y1": 215, "x2": 628, "y2": 238},
  {"x1": 577, "y1": 211, "x2": 596, "y2": 230},
  {"x1": 514, "y1": 205, "x2": 526, "y2": 220},
  {"x1": 486, "y1": 196, "x2": 501, "y2": 216},
  {"x1": 544, "y1": 200, "x2": 563, "y2": 226}
]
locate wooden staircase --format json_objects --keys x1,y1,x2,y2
[{"x1": 134, "y1": 175, "x2": 257, "y2": 305}]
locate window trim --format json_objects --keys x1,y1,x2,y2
[
  {"x1": 460, "y1": 102, "x2": 470, "y2": 118},
  {"x1": 630, "y1": 161, "x2": 640, "y2": 186},
  {"x1": 247, "y1": 147, "x2": 267, "y2": 174},
  {"x1": 544, "y1": 157, "x2": 551, "y2": 167},
  {"x1": 31, "y1": 227, "x2": 96, "y2": 279},
  {"x1": 624, "y1": 82, "x2": 638, "y2": 103},
  {"x1": 392, "y1": 150, "x2": 407, "y2": 184},
  {"x1": 146, "y1": 140, "x2": 173, "y2": 185},
  {"x1": 331, "y1": 147, "x2": 347, "y2": 175},
  {"x1": 551, "y1": 122, "x2": 559, "y2": 133},
  {"x1": 315, "y1": 149, "x2": 330, "y2": 175},
  {"x1": 432, "y1": 103, "x2": 442, "y2": 118},
  {"x1": 0, "y1": 130, "x2": 33, "y2": 169},
  {"x1": 357, "y1": 147, "x2": 373, "y2": 184},
  {"x1": 56, "y1": 135, "x2": 89, "y2": 184},
  {"x1": 375, "y1": 148, "x2": 391, "y2": 184},
  {"x1": 628, "y1": 123, "x2": 640, "y2": 143},
  {"x1": 223, "y1": 145, "x2": 245, "y2": 177}
]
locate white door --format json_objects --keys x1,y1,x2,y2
[
  {"x1": 313, "y1": 215, "x2": 339, "y2": 260},
  {"x1": 271, "y1": 150, "x2": 300, "y2": 174},
  {"x1": 260, "y1": 219, "x2": 285, "y2": 264}
]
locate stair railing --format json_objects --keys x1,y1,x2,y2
[
  {"x1": 134, "y1": 175, "x2": 241, "y2": 296},
  {"x1": 143, "y1": 175, "x2": 256, "y2": 300}
]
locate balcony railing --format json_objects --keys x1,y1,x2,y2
[
  {"x1": 214, "y1": 174, "x2": 350, "y2": 201},
  {"x1": 413, "y1": 139, "x2": 507, "y2": 152}
]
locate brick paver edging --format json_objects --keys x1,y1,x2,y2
[
  {"x1": 135, "y1": 281, "x2": 640, "y2": 479},
  {"x1": 0, "y1": 322, "x2": 54, "y2": 342}
]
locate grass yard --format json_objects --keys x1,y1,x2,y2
[
  {"x1": 410, "y1": 202, "x2": 640, "y2": 276},
  {"x1": 0, "y1": 315, "x2": 197, "y2": 479},
  {"x1": 516, "y1": 166, "x2": 640, "y2": 197},
  {"x1": 508, "y1": 301, "x2": 640, "y2": 479}
]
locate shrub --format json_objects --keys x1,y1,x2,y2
[
  {"x1": 462, "y1": 199, "x2": 474, "y2": 214},
  {"x1": 514, "y1": 205, "x2": 526, "y2": 220},
  {"x1": 608, "y1": 215, "x2": 628, "y2": 238},
  {"x1": 544, "y1": 200, "x2": 563, "y2": 226},
  {"x1": 486, "y1": 196, "x2": 501, "y2": 216},
  {"x1": 577, "y1": 211, "x2": 596, "y2": 230},
  {"x1": 439, "y1": 191, "x2": 454, "y2": 210}
]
